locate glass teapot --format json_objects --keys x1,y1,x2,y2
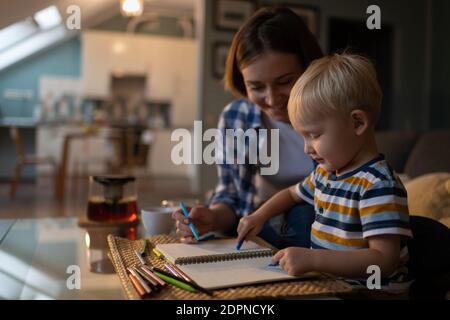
[{"x1": 87, "y1": 175, "x2": 138, "y2": 222}]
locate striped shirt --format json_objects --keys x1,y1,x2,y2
[
  {"x1": 296, "y1": 155, "x2": 414, "y2": 291},
  {"x1": 296, "y1": 154, "x2": 413, "y2": 252}
]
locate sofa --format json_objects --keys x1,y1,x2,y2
[
  {"x1": 375, "y1": 129, "x2": 450, "y2": 177},
  {"x1": 375, "y1": 129, "x2": 450, "y2": 228},
  {"x1": 376, "y1": 129, "x2": 450, "y2": 299}
]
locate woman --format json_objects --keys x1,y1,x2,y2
[{"x1": 172, "y1": 6, "x2": 323, "y2": 248}]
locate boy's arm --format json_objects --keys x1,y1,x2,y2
[
  {"x1": 276, "y1": 235, "x2": 401, "y2": 278},
  {"x1": 311, "y1": 235, "x2": 401, "y2": 278}
]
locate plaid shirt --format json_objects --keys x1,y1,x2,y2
[{"x1": 207, "y1": 99, "x2": 269, "y2": 217}]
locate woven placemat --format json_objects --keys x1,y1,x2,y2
[{"x1": 107, "y1": 234, "x2": 353, "y2": 300}]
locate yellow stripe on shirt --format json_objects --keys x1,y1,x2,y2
[
  {"x1": 315, "y1": 198, "x2": 359, "y2": 216},
  {"x1": 342, "y1": 176, "x2": 374, "y2": 189},
  {"x1": 360, "y1": 203, "x2": 409, "y2": 217},
  {"x1": 312, "y1": 228, "x2": 368, "y2": 248},
  {"x1": 316, "y1": 166, "x2": 330, "y2": 179},
  {"x1": 305, "y1": 175, "x2": 315, "y2": 190}
]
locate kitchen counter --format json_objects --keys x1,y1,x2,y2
[{"x1": 0, "y1": 117, "x2": 37, "y2": 127}]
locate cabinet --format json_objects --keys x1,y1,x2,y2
[{"x1": 81, "y1": 31, "x2": 198, "y2": 128}]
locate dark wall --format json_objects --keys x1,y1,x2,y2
[
  {"x1": 198, "y1": 0, "x2": 435, "y2": 192},
  {"x1": 430, "y1": 0, "x2": 450, "y2": 129}
]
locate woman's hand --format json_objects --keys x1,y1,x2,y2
[
  {"x1": 236, "y1": 213, "x2": 266, "y2": 244},
  {"x1": 171, "y1": 206, "x2": 216, "y2": 243},
  {"x1": 271, "y1": 247, "x2": 315, "y2": 276}
]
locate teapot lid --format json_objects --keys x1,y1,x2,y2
[{"x1": 93, "y1": 175, "x2": 135, "y2": 185}]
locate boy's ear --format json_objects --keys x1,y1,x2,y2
[{"x1": 350, "y1": 109, "x2": 369, "y2": 135}]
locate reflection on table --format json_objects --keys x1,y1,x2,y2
[{"x1": 0, "y1": 217, "x2": 140, "y2": 299}]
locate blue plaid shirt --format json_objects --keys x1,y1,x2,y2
[{"x1": 208, "y1": 99, "x2": 262, "y2": 217}]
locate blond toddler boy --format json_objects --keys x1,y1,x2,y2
[{"x1": 237, "y1": 54, "x2": 413, "y2": 284}]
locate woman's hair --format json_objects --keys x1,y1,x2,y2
[
  {"x1": 224, "y1": 6, "x2": 323, "y2": 97},
  {"x1": 288, "y1": 53, "x2": 383, "y2": 130}
]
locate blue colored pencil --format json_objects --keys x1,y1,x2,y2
[{"x1": 179, "y1": 201, "x2": 200, "y2": 241}]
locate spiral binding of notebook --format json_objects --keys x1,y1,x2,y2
[{"x1": 174, "y1": 248, "x2": 274, "y2": 265}]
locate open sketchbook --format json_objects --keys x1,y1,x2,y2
[{"x1": 156, "y1": 238, "x2": 313, "y2": 290}]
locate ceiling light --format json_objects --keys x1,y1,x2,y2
[
  {"x1": 120, "y1": 0, "x2": 144, "y2": 17},
  {"x1": 34, "y1": 5, "x2": 62, "y2": 30}
]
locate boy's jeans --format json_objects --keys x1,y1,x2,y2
[{"x1": 257, "y1": 202, "x2": 315, "y2": 249}]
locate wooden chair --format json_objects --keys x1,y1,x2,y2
[
  {"x1": 112, "y1": 126, "x2": 151, "y2": 174},
  {"x1": 70, "y1": 130, "x2": 121, "y2": 197},
  {"x1": 9, "y1": 126, "x2": 57, "y2": 200}
]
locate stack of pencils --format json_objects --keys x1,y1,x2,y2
[{"x1": 126, "y1": 247, "x2": 214, "y2": 298}]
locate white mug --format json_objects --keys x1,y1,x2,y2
[{"x1": 141, "y1": 207, "x2": 176, "y2": 236}]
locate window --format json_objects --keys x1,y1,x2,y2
[
  {"x1": 0, "y1": 18, "x2": 39, "y2": 53},
  {"x1": 33, "y1": 5, "x2": 62, "y2": 30}
]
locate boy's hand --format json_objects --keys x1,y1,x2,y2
[
  {"x1": 236, "y1": 214, "x2": 266, "y2": 244},
  {"x1": 272, "y1": 247, "x2": 315, "y2": 276}
]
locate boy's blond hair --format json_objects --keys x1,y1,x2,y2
[{"x1": 288, "y1": 53, "x2": 382, "y2": 130}]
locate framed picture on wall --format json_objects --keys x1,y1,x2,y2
[
  {"x1": 214, "y1": 0, "x2": 256, "y2": 31},
  {"x1": 284, "y1": 4, "x2": 320, "y2": 38},
  {"x1": 212, "y1": 42, "x2": 231, "y2": 79}
]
